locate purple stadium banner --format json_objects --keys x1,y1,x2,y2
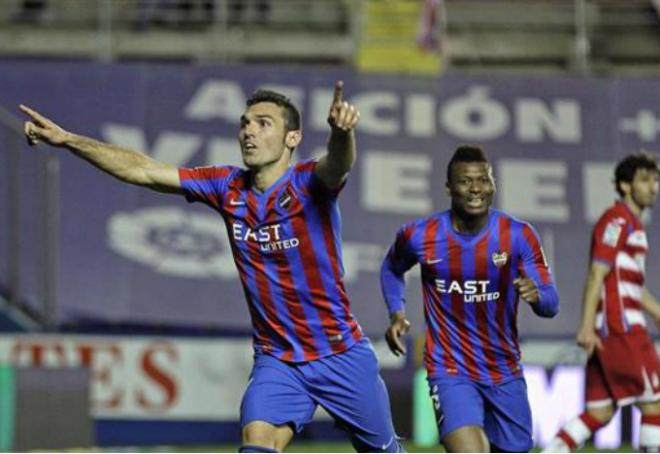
[{"x1": 2, "y1": 61, "x2": 660, "y2": 337}]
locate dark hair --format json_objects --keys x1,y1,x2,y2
[
  {"x1": 246, "y1": 89, "x2": 301, "y2": 132},
  {"x1": 446, "y1": 145, "x2": 490, "y2": 182},
  {"x1": 614, "y1": 151, "x2": 659, "y2": 197}
]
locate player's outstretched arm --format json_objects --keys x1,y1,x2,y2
[
  {"x1": 576, "y1": 261, "x2": 609, "y2": 356},
  {"x1": 314, "y1": 80, "x2": 359, "y2": 190},
  {"x1": 20, "y1": 104, "x2": 182, "y2": 194}
]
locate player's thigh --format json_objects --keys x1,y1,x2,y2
[
  {"x1": 241, "y1": 354, "x2": 316, "y2": 438},
  {"x1": 428, "y1": 376, "x2": 486, "y2": 447},
  {"x1": 310, "y1": 340, "x2": 400, "y2": 452},
  {"x1": 583, "y1": 358, "x2": 616, "y2": 432},
  {"x1": 585, "y1": 352, "x2": 615, "y2": 409},
  {"x1": 481, "y1": 377, "x2": 533, "y2": 453}
]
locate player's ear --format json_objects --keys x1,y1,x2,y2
[
  {"x1": 285, "y1": 130, "x2": 302, "y2": 150},
  {"x1": 445, "y1": 180, "x2": 451, "y2": 196},
  {"x1": 620, "y1": 181, "x2": 632, "y2": 197}
]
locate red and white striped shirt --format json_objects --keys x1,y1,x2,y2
[{"x1": 591, "y1": 201, "x2": 648, "y2": 335}]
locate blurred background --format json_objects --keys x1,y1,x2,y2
[{"x1": 1, "y1": 0, "x2": 660, "y2": 451}]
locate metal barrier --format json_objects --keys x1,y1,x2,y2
[
  {"x1": 0, "y1": 0, "x2": 358, "y2": 63},
  {"x1": 1, "y1": 0, "x2": 659, "y2": 72}
]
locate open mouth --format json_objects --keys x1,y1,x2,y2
[
  {"x1": 467, "y1": 198, "x2": 485, "y2": 208},
  {"x1": 242, "y1": 142, "x2": 257, "y2": 153}
]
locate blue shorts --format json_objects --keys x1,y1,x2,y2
[
  {"x1": 241, "y1": 339, "x2": 401, "y2": 452},
  {"x1": 428, "y1": 375, "x2": 533, "y2": 452}
]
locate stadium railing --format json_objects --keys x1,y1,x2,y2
[{"x1": 0, "y1": 0, "x2": 359, "y2": 63}]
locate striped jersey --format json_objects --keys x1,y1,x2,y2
[
  {"x1": 178, "y1": 159, "x2": 362, "y2": 362},
  {"x1": 591, "y1": 201, "x2": 649, "y2": 336},
  {"x1": 381, "y1": 208, "x2": 559, "y2": 385}
]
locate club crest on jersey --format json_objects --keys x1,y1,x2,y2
[
  {"x1": 492, "y1": 251, "x2": 508, "y2": 267},
  {"x1": 278, "y1": 191, "x2": 292, "y2": 209},
  {"x1": 603, "y1": 220, "x2": 623, "y2": 247}
]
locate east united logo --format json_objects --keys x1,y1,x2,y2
[{"x1": 492, "y1": 252, "x2": 508, "y2": 267}]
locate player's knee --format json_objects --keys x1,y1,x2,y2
[
  {"x1": 587, "y1": 406, "x2": 615, "y2": 424},
  {"x1": 443, "y1": 425, "x2": 489, "y2": 453},
  {"x1": 242, "y1": 421, "x2": 278, "y2": 451}
]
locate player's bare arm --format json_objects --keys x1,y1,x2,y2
[
  {"x1": 641, "y1": 288, "x2": 660, "y2": 326},
  {"x1": 385, "y1": 310, "x2": 411, "y2": 357},
  {"x1": 576, "y1": 261, "x2": 609, "y2": 356},
  {"x1": 20, "y1": 104, "x2": 182, "y2": 194},
  {"x1": 314, "y1": 80, "x2": 359, "y2": 190}
]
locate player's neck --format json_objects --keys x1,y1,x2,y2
[
  {"x1": 622, "y1": 197, "x2": 644, "y2": 219},
  {"x1": 451, "y1": 211, "x2": 489, "y2": 235},
  {"x1": 251, "y1": 158, "x2": 291, "y2": 192}
]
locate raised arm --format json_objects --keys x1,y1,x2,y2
[
  {"x1": 575, "y1": 261, "x2": 609, "y2": 356},
  {"x1": 20, "y1": 104, "x2": 182, "y2": 194},
  {"x1": 314, "y1": 81, "x2": 359, "y2": 190}
]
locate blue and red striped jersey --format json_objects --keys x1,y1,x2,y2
[
  {"x1": 381, "y1": 209, "x2": 559, "y2": 384},
  {"x1": 179, "y1": 159, "x2": 363, "y2": 363}
]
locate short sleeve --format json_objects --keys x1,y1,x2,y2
[
  {"x1": 291, "y1": 159, "x2": 346, "y2": 201},
  {"x1": 178, "y1": 166, "x2": 235, "y2": 211},
  {"x1": 591, "y1": 215, "x2": 628, "y2": 266}
]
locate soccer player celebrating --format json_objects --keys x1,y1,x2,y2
[
  {"x1": 543, "y1": 153, "x2": 660, "y2": 453},
  {"x1": 20, "y1": 82, "x2": 403, "y2": 453},
  {"x1": 380, "y1": 145, "x2": 559, "y2": 452}
]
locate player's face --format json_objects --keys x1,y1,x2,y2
[
  {"x1": 628, "y1": 167, "x2": 659, "y2": 209},
  {"x1": 239, "y1": 102, "x2": 295, "y2": 170},
  {"x1": 447, "y1": 161, "x2": 496, "y2": 218}
]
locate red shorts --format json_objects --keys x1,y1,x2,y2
[{"x1": 585, "y1": 329, "x2": 660, "y2": 408}]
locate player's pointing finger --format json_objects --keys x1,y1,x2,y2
[
  {"x1": 332, "y1": 80, "x2": 343, "y2": 104},
  {"x1": 19, "y1": 104, "x2": 47, "y2": 124}
]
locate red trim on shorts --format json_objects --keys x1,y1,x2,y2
[
  {"x1": 642, "y1": 414, "x2": 660, "y2": 425},
  {"x1": 580, "y1": 412, "x2": 605, "y2": 432}
]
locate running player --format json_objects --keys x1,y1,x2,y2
[
  {"x1": 543, "y1": 152, "x2": 660, "y2": 453},
  {"x1": 20, "y1": 81, "x2": 403, "y2": 453},
  {"x1": 381, "y1": 145, "x2": 559, "y2": 452}
]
